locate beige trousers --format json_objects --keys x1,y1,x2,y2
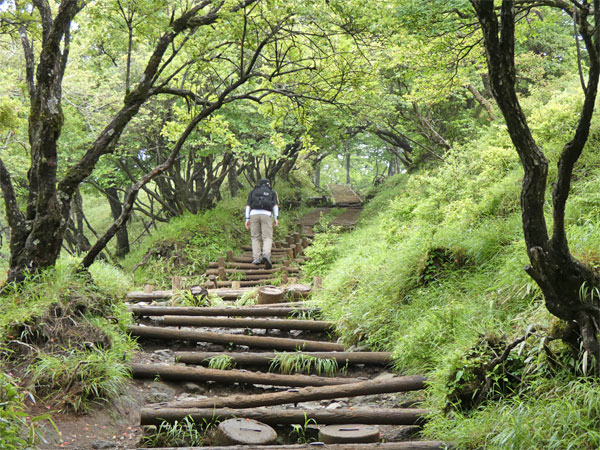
[{"x1": 250, "y1": 214, "x2": 273, "y2": 259}]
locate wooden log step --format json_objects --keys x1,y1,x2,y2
[
  {"x1": 128, "y1": 326, "x2": 345, "y2": 351},
  {"x1": 130, "y1": 363, "x2": 360, "y2": 388},
  {"x1": 175, "y1": 351, "x2": 393, "y2": 367},
  {"x1": 231, "y1": 256, "x2": 286, "y2": 264},
  {"x1": 205, "y1": 268, "x2": 300, "y2": 276},
  {"x1": 210, "y1": 280, "x2": 276, "y2": 288},
  {"x1": 241, "y1": 246, "x2": 292, "y2": 252},
  {"x1": 208, "y1": 288, "x2": 255, "y2": 299},
  {"x1": 129, "y1": 306, "x2": 319, "y2": 318},
  {"x1": 130, "y1": 442, "x2": 448, "y2": 450},
  {"x1": 209, "y1": 262, "x2": 289, "y2": 270},
  {"x1": 247, "y1": 301, "x2": 307, "y2": 308},
  {"x1": 126, "y1": 287, "x2": 207, "y2": 302},
  {"x1": 151, "y1": 375, "x2": 426, "y2": 410},
  {"x1": 139, "y1": 406, "x2": 428, "y2": 426},
  {"x1": 162, "y1": 316, "x2": 334, "y2": 331}
]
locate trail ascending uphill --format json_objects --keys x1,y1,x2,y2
[{"x1": 124, "y1": 207, "x2": 444, "y2": 449}]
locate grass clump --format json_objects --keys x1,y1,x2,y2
[
  {"x1": 141, "y1": 416, "x2": 217, "y2": 448},
  {"x1": 206, "y1": 354, "x2": 236, "y2": 371},
  {"x1": 0, "y1": 258, "x2": 136, "y2": 413},
  {"x1": 269, "y1": 351, "x2": 341, "y2": 376},
  {"x1": 0, "y1": 371, "x2": 57, "y2": 450}
]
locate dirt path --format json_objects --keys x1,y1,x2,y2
[
  {"x1": 37, "y1": 208, "x2": 439, "y2": 449},
  {"x1": 327, "y1": 184, "x2": 362, "y2": 205}
]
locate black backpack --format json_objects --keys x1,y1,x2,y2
[{"x1": 249, "y1": 185, "x2": 275, "y2": 210}]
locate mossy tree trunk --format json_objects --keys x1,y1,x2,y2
[{"x1": 471, "y1": 0, "x2": 600, "y2": 359}]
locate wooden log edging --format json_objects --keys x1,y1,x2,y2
[
  {"x1": 130, "y1": 363, "x2": 360, "y2": 388},
  {"x1": 175, "y1": 351, "x2": 393, "y2": 366},
  {"x1": 139, "y1": 406, "x2": 428, "y2": 427},
  {"x1": 162, "y1": 316, "x2": 334, "y2": 332},
  {"x1": 129, "y1": 306, "x2": 319, "y2": 318},
  {"x1": 149, "y1": 375, "x2": 426, "y2": 410},
  {"x1": 131, "y1": 442, "x2": 448, "y2": 450},
  {"x1": 205, "y1": 268, "x2": 300, "y2": 276},
  {"x1": 128, "y1": 325, "x2": 344, "y2": 351}
]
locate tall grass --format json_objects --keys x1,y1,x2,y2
[{"x1": 309, "y1": 73, "x2": 600, "y2": 448}]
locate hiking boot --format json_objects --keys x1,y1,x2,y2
[
  {"x1": 263, "y1": 256, "x2": 272, "y2": 270},
  {"x1": 251, "y1": 258, "x2": 262, "y2": 265}
]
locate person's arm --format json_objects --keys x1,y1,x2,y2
[
  {"x1": 272, "y1": 191, "x2": 279, "y2": 227},
  {"x1": 245, "y1": 205, "x2": 251, "y2": 229}
]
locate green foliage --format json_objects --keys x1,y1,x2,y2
[
  {"x1": 269, "y1": 351, "x2": 341, "y2": 376},
  {"x1": 289, "y1": 413, "x2": 318, "y2": 444},
  {"x1": 310, "y1": 71, "x2": 600, "y2": 447},
  {"x1": 302, "y1": 226, "x2": 341, "y2": 279},
  {"x1": 0, "y1": 258, "x2": 136, "y2": 413},
  {"x1": 27, "y1": 343, "x2": 132, "y2": 413},
  {"x1": 206, "y1": 354, "x2": 235, "y2": 371},
  {"x1": 141, "y1": 416, "x2": 217, "y2": 448},
  {"x1": 0, "y1": 372, "x2": 57, "y2": 450},
  {"x1": 425, "y1": 377, "x2": 600, "y2": 449}
]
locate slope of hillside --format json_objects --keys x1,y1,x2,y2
[{"x1": 307, "y1": 73, "x2": 600, "y2": 449}]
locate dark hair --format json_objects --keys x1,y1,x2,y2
[{"x1": 258, "y1": 179, "x2": 270, "y2": 186}]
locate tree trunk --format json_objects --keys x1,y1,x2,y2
[
  {"x1": 313, "y1": 159, "x2": 321, "y2": 188},
  {"x1": 345, "y1": 153, "x2": 351, "y2": 185},
  {"x1": 105, "y1": 186, "x2": 130, "y2": 258},
  {"x1": 471, "y1": 0, "x2": 600, "y2": 358}
]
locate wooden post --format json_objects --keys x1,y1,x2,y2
[
  {"x1": 302, "y1": 237, "x2": 309, "y2": 248},
  {"x1": 257, "y1": 286, "x2": 285, "y2": 305},
  {"x1": 286, "y1": 236, "x2": 294, "y2": 247},
  {"x1": 226, "y1": 250, "x2": 234, "y2": 262},
  {"x1": 275, "y1": 241, "x2": 281, "y2": 249},
  {"x1": 294, "y1": 232, "x2": 301, "y2": 244},
  {"x1": 218, "y1": 257, "x2": 226, "y2": 281},
  {"x1": 209, "y1": 275, "x2": 218, "y2": 289},
  {"x1": 232, "y1": 281, "x2": 241, "y2": 290},
  {"x1": 171, "y1": 276, "x2": 182, "y2": 291},
  {"x1": 295, "y1": 242, "x2": 303, "y2": 256},
  {"x1": 287, "y1": 248, "x2": 295, "y2": 261},
  {"x1": 143, "y1": 284, "x2": 154, "y2": 293}
]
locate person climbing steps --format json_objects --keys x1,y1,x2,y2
[{"x1": 245, "y1": 179, "x2": 279, "y2": 270}]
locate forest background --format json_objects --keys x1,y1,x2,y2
[{"x1": 1, "y1": 0, "x2": 600, "y2": 449}]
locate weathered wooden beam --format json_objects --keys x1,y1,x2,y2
[
  {"x1": 232, "y1": 256, "x2": 285, "y2": 264},
  {"x1": 140, "y1": 406, "x2": 428, "y2": 426},
  {"x1": 126, "y1": 287, "x2": 207, "y2": 302},
  {"x1": 175, "y1": 351, "x2": 392, "y2": 366},
  {"x1": 205, "y1": 268, "x2": 300, "y2": 276},
  {"x1": 150, "y1": 375, "x2": 425, "y2": 410},
  {"x1": 128, "y1": 306, "x2": 317, "y2": 317},
  {"x1": 130, "y1": 363, "x2": 360, "y2": 388},
  {"x1": 130, "y1": 442, "x2": 448, "y2": 450},
  {"x1": 211, "y1": 279, "x2": 276, "y2": 288},
  {"x1": 207, "y1": 262, "x2": 299, "y2": 271},
  {"x1": 128, "y1": 326, "x2": 344, "y2": 351},
  {"x1": 162, "y1": 316, "x2": 333, "y2": 331}
]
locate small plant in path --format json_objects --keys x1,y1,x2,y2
[
  {"x1": 141, "y1": 416, "x2": 217, "y2": 447},
  {"x1": 206, "y1": 354, "x2": 236, "y2": 371},
  {"x1": 289, "y1": 413, "x2": 318, "y2": 444},
  {"x1": 269, "y1": 351, "x2": 339, "y2": 376}
]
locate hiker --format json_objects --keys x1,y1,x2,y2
[{"x1": 245, "y1": 179, "x2": 279, "y2": 269}]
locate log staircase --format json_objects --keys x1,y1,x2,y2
[{"x1": 125, "y1": 203, "x2": 447, "y2": 449}]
